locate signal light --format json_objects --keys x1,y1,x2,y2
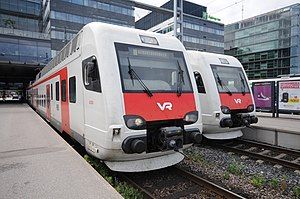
[
  {"x1": 183, "y1": 111, "x2": 198, "y2": 125},
  {"x1": 123, "y1": 115, "x2": 146, "y2": 130},
  {"x1": 221, "y1": 106, "x2": 231, "y2": 114},
  {"x1": 247, "y1": 104, "x2": 254, "y2": 112}
]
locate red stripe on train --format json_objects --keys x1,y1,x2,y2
[
  {"x1": 123, "y1": 93, "x2": 196, "y2": 121},
  {"x1": 59, "y1": 68, "x2": 71, "y2": 134},
  {"x1": 219, "y1": 93, "x2": 253, "y2": 110}
]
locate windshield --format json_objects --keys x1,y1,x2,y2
[
  {"x1": 211, "y1": 65, "x2": 250, "y2": 93},
  {"x1": 115, "y1": 43, "x2": 193, "y2": 93}
]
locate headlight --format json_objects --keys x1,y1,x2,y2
[
  {"x1": 123, "y1": 115, "x2": 146, "y2": 130},
  {"x1": 183, "y1": 111, "x2": 198, "y2": 125},
  {"x1": 221, "y1": 106, "x2": 231, "y2": 114},
  {"x1": 247, "y1": 104, "x2": 254, "y2": 112}
]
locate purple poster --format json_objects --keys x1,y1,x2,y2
[{"x1": 253, "y1": 82, "x2": 272, "y2": 109}]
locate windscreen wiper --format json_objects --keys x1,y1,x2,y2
[
  {"x1": 127, "y1": 58, "x2": 153, "y2": 97},
  {"x1": 176, "y1": 60, "x2": 185, "y2": 96},
  {"x1": 239, "y1": 73, "x2": 246, "y2": 96},
  {"x1": 216, "y1": 73, "x2": 232, "y2": 96}
]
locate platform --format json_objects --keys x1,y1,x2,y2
[
  {"x1": 0, "y1": 103, "x2": 122, "y2": 199},
  {"x1": 242, "y1": 114, "x2": 300, "y2": 150},
  {"x1": 254, "y1": 115, "x2": 300, "y2": 133}
]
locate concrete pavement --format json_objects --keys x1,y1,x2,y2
[{"x1": 0, "y1": 103, "x2": 122, "y2": 199}]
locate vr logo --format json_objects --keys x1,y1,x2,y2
[
  {"x1": 157, "y1": 102, "x2": 173, "y2": 111},
  {"x1": 234, "y1": 98, "x2": 242, "y2": 104}
]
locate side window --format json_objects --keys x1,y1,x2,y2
[
  {"x1": 50, "y1": 84, "x2": 53, "y2": 100},
  {"x1": 61, "y1": 80, "x2": 66, "y2": 102},
  {"x1": 69, "y1": 76, "x2": 76, "y2": 103},
  {"x1": 56, "y1": 81, "x2": 59, "y2": 101},
  {"x1": 194, "y1": 71, "x2": 206, "y2": 94},
  {"x1": 82, "y1": 56, "x2": 101, "y2": 93}
]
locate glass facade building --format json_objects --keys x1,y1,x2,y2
[
  {"x1": 0, "y1": 0, "x2": 134, "y2": 93},
  {"x1": 42, "y1": 0, "x2": 135, "y2": 57},
  {"x1": 225, "y1": 4, "x2": 300, "y2": 79},
  {"x1": 136, "y1": 0, "x2": 224, "y2": 54},
  {"x1": 0, "y1": 0, "x2": 51, "y2": 65}
]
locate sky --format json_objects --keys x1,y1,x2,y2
[{"x1": 134, "y1": 0, "x2": 300, "y2": 24}]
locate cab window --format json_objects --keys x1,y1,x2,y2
[
  {"x1": 194, "y1": 71, "x2": 206, "y2": 93},
  {"x1": 82, "y1": 56, "x2": 101, "y2": 93}
]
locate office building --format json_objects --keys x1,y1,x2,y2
[
  {"x1": 225, "y1": 4, "x2": 300, "y2": 79},
  {"x1": 42, "y1": 0, "x2": 135, "y2": 56},
  {"x1": 0, "y1": 0, "x2": 51, "y2": 94},
  {"x1": 0, "y1": 0, "x2": 51, "y2": 65},
  {"x1": 1, "y1": 0, "x2": 135, "y2": 94},
  {"x1": 136, "y1": 0, "x2": 224, "y2": 53}
]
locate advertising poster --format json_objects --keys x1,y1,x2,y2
[
  {"x1": 278, "y1": 80, "x2": 300, "y2": 111},
  {"x1": 253, "y1": 82, "x2": 272, "y2": 109}
]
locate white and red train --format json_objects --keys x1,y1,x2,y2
[
  {"x1": 27, "y1": 22, "x2": 202, "y2": 172},
  {"x1": 187, "y1": 51, "x2": 258, "y2": 139}
]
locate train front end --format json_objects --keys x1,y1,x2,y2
[
  {"x1": 188, "y1": 51, "x2": 258, "y2": 140},
  {"x1": 111, "y1": 42, "x2": 201, "y2": 171},
  {"x1": 83, "y1": 24, "x2": 202, "y2": 172},
  {"x1": 211, "y1": 64, "x2": 258, "y2": 131}
]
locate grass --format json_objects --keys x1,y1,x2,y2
[
  {"x1": 223, "y1": 171, "x2": 230, "y2": 180},
  {"x1": 250, "y1": 175, "x2": 266, "y2": 188},
  {"x1": 190, "y1": 153, "x2": 205, "y2": 163},
  {"x1": 84, "y1": 155, "x2": 143, "y2": 199},
  {"x1": 293, "y1": 186, "x2": 300, "y2": 199},
  {"x1": 269, "y1": 177, "x2": 279, "y2": 189},
  {"x1": 227, "y1": 161, "x2": 244, "y2": 175}
]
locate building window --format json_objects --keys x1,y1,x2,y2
[
  {"x1": 55, "y1": 81, "x2": 59, "y2": 101},
  {"x1": 61, "y1": 80, "x2": 66, "y2": 102},
  {"x1": 69, "y1": 76, "x2": 76, "y2": 103}
]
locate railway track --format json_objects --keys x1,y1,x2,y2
[
  {"x1": 211, "y1": 139, "x2": 300, "y2": 170},
  {"x1": 119, "y1": 166, "x2": 245, "y2": 199}
]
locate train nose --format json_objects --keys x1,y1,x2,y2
[
  {"x1": 189, "y1": 131, "x2": 202, "y2": 144},
  {"x1": 243, "y1": 118, "x2": 250, "y2": 126},
  {"x1": 250, "y1": 116, "x2": 258, "y2": 124},
  {"x1": 157, "y1": 127, "x2": 184, "y2": 151},
  {"x1": 131, "y1": 139, "x2": 146, "y2": 154},
  {"x1": 122, "y1": 138, "x2": 146, "y2": 154},
  {"x1": 220, "y1": 118, "x2": 234, "y2": 128}
]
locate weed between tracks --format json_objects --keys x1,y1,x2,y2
[
  {"x1": 293, "y1": 186, "x2": 300, "y2": 199},
  {"x1": 84, "y1": 155, "x2": 143, "y2": 199},
  {"x1": 182, "y1": 146, "x2": 300, "y2": 199}
]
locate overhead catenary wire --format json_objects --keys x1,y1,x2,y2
[
  {"x1": 211, "y1": 0, "x2": 245, "y2": 14},
  {"x1": 206, "y1": 0, "x2": 219, "y2": 5}
]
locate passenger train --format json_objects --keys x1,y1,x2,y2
[
  {"x1": 187, "y1": 51, "x2": 258, "y2": 140},
  {"x1": 27, "y1": 22, "x2": 202, "y2": 172}
]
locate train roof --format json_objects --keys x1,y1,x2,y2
[
  {"x1": 34, "y1": 22, "x2": 185, "y2": 85},
  {"x1": 187, "y1": 50, "x2": 242, "y2": 68}
]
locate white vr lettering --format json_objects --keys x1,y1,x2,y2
[
  {"x1": 157, "y1": 102, "x2": 173, "y2": 111},
  {"x1": 234, "y1": 98, "x2": 242, "y2": 104}
]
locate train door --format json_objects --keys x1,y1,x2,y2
[
  {"x1": 60, "y1": 68, "x2": 71, "y2": 134},
  {"x1": 194, "y1": 71, "x2": 211, "y2": 119},
  {"x1": 82, "y1": 56, "x2": 106, "y2": 137},
  {"x1": 46, "y1": 84, "x2": 51, "y2": 121}
]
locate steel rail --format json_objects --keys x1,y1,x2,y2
[
  {"x1": 117, "y1": 173, "x2": 156, "y2": 199},
  {"x1": 237, "y1": 139, "x2": 300, "y2": 156},
  {"x1": 217, "y1": 141, "x2": 300, "y2": 170},
  {"x1": 173, "y1": 166, "x2": 246, "y2": 199},
  {"x1": 120, "y1": 166, "x2": 245, "y2": 199}
]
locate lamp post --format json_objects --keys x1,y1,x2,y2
[{"x1": 173, "y1": 0, "x2": 183, "y2": 42}]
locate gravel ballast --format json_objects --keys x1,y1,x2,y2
[{"x1": 180, "y1": 144, "x2": 300, "y2": 199}]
